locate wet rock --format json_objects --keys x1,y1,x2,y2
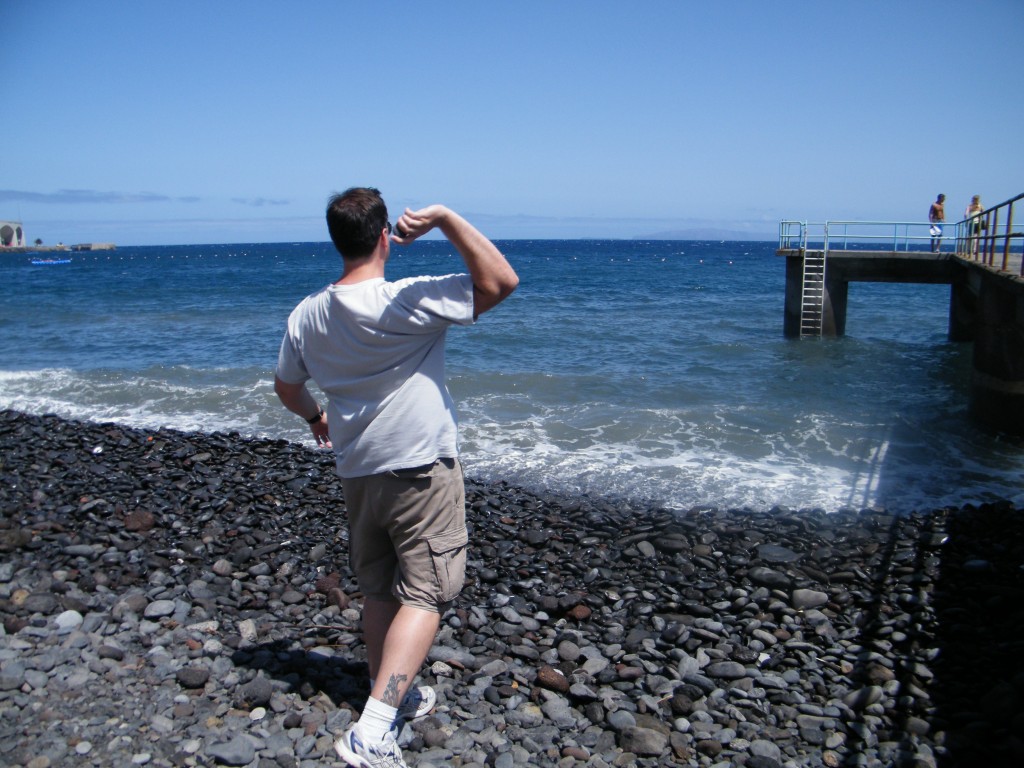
[
  {"x1": 705, "y1": 661, "x2": 747, "y2": 680},
  {"x1": 747, "y1": 566, "x2": 792, "y2": 589},
  {"x1": 757, "y1": 544, "x2": 801, "y2": 563},
  {"x1": 792, "y1": 588, "x2": 828, "y2": 609}
]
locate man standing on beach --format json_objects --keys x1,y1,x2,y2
[
  {"x1": 929, "y1": 193, "x2": 945, "y2": 253},
  {"x1": 274, "y1": 187, "x2": 518, "y2": 767}
]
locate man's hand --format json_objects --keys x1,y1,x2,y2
[
  {"x1": 274, "y1": 375, "x2": 333, "y2": 449},
  {"x1": 310, "y1": 414, "x2": 332, "y2": 449},
  {"x1": 392, "y1": 205, "x2": 447, "y2": 243}
]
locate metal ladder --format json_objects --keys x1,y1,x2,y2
[{"x1": 799, "y1": 249, "x2": 826, "y2": 336}]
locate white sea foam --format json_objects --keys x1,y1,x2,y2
[
  {"x1": 455, "y1": 395, "x2": 1023, "y2": 513},
  {"x1": 3, "y1": 365, "x2": 1021, "y2": 513},
  {"x1": 0, "y1": 367, "x2": 281, "y2": 438},
  {"x1": 3, "y1": 240, "x2": 1021, "y2": 515}
]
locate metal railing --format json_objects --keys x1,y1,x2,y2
[
  {"x1": 780, "y1": 194, "x2": 1024, "y2": 277},
  {"x1": 778, "y1": 220, "x2": 808, "y2": 251},
  {"x1": 779, "y1": 219, "x2": 952, "y2": 253},
  {"x1": 953, "y1": 192, "x2": 1024, "y2": 276}
]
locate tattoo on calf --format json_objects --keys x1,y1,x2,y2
[{"x1": 382, "y1": 673, "x2": 408, "y2": 707}]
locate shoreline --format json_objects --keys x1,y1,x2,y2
[{"x1": 1, "y1": 409, "x2": 1021, "y2": 767}]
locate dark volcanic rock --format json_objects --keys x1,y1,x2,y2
[{"x1": 0, "y1": 409, "x2": 1020, "y2": 767}]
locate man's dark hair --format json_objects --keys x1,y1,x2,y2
[{"x1": 326, "y1": 187, "x2": 389, "y2": 259}]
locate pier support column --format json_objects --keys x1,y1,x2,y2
[
  {"x1": 783, "y1": 255, "x2": 803, "y2": 337},
  {"x1": 822, "y1": 273, "x2": 848, "y2": 336},
  {"x1": 970, "y1": 277, "x2": 1024, "y2": 434},
  {"x1": 948, "y1": 280, "x2": 977, "y2": 342},
  {"x1": 783, "y1": 254, "x2": 849, "y2": 337}
]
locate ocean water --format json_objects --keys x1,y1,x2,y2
[{"x1": 2, "y1": 240, "x2": 1020, "y2": 513}]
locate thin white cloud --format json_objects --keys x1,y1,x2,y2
[
  {"x1": 231, "y1": 197, "x2": 290, "y2": 207},
  {"x1": 0, "y1": 189, "x2": 200, "y2": 204}
]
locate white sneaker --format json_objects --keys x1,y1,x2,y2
[
  {"x1": 396, "y1": 685, "x2": 436, "y2": 720},
  {"x1": 335, "y1": 724, "x2": 407, "y2": 768}
]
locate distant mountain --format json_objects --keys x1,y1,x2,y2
[{"x1": 634, "y1": 228, "x2": 775, "y2": 242}]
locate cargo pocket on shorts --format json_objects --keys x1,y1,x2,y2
[{"x1": 425, "y1": 526, "x2": 468, "y2": 604}]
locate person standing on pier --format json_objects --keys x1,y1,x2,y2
[
  {"x1": 965, "y1": 195, "x2": 985, "y2": 256},
  {"x1": 274, "y1": 187, "x2": 518, "y2": 768},
  {"x1": 928, "y1": 193, "x2": 945, "y2": 253}
]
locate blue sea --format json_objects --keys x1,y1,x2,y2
[{"x1": 2, "y1": 240, "x2": 1021, "y2": 513}]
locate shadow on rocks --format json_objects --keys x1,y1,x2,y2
[
  {"x1": 230, "y1": 640, "x2": 371, "y2": 712},
  {"x1": 929, "y1": 501, "x2": 1024, "y2": 767}
]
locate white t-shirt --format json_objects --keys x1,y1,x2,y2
[{"x1": 276, "y1": 273, "x2": 475, "y2": 477}]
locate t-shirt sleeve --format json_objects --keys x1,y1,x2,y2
[
  {"x1": 275, "y1": 326, "x2": 310, "y2": 384},
  {"x1": 387, "y1": 274, "x2": 475, "y2": 329}
]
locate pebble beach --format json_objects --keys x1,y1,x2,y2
[{"x1": 1, "y1": 409, "x2": 1022, "y2": 768}]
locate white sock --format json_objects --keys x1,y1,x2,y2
[{"x1": 357, "y1": 696, "x2": 398, "y2": 742}]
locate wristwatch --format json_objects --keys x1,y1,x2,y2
[{"x1": 306, "y1": 407, "x2": 324, "y2": 424}]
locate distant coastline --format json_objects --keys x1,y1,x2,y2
[
  {"x1": 0, "y1": 242, "x2": 116, "y2": 254},
  {"x1": 635, "y1": 228, "x2": 775, "y2": 241}
]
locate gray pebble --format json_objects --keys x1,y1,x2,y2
[{"x1": 206, "y1": 735, "x2": 256, "y2": 766}]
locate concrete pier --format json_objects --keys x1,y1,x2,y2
[
  {"x1": 782, "y1": 250, "x2": 961, "y2": 337},
  {"x1": 961, "y1": 262, "x2": 1024, "y2": 433},
  {"x1": 779, "y1": 248, "x2": 1024, "y2": 435}
]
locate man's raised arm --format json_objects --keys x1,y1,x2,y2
[{"x1": 393, "y1": 205, "x2": 519, "y2": 316}]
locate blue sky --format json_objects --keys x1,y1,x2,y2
[{"x1": 2, "y1": 0, "x2": 1022, "y2": 246}]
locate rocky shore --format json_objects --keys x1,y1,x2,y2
[{"x1": 1, "y1": 409, "x2": 1022, "y2": 767}]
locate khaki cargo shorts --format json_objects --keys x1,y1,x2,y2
[{"x1": 341, "y1": 457, "x2": 468, "y2": 613}]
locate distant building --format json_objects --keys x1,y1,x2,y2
[
  {"x1": 70, "y1": 243, "x2": 116, "y2": 251},
  {"x1": 1, "y1": 220, "x2": 26, "y2": 247}
]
